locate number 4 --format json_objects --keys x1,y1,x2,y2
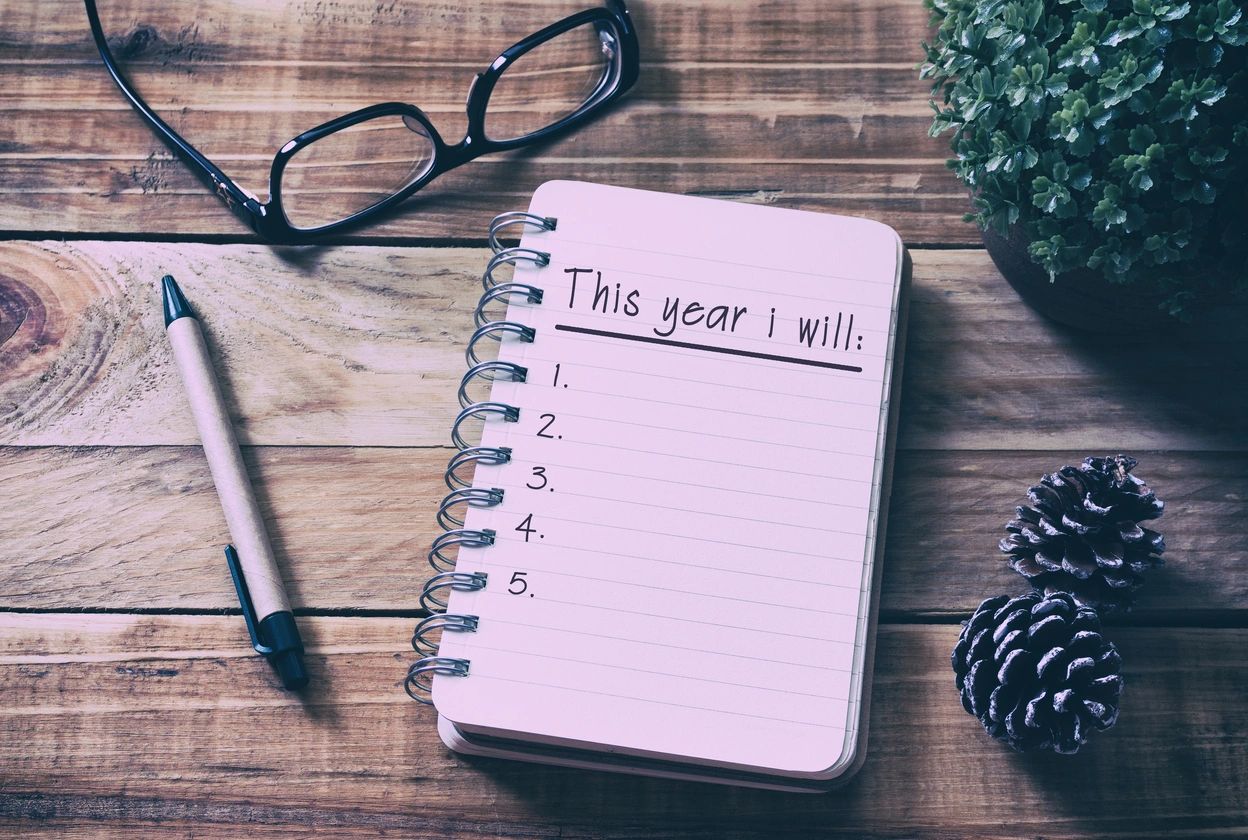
[{"x1": 515, "y1": 513, "x2": 537, "y2": 541}]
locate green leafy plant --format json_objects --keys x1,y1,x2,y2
[{"x1": 922, "y1": 0, "x2": 1248, "y2": 316}]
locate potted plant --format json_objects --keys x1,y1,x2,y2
[{"x1": 922, "y1": 0, "x2": 1248, "y2": 329}]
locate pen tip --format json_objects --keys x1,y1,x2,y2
[
  {"x1": 275, "y1": 649, "x2": 311, "y2": 691},
  {"x1": 161, "y1": 274, "x2": 195, "y2": 327}
]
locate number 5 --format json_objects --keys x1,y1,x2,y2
[{"x1": 508, "y1": 572, "x2": 528, "y2": 595}]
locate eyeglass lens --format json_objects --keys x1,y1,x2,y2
[
  {"x1": 279, "y1": 116, "x2": 437, "y2": 231},
  {"x1": 279, "y1": 19, "x2": 619, "y2": 230},
  {"x1": 485, "y1": 22, "x2": 619, "y2": 142}
]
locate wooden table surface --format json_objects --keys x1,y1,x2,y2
[{"x1": 2, "y1": 1, "x2": 1246, "y2": 837}]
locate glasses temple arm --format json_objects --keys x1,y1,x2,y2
[{"x1": 83, "y1": 0, "x2": 263, "y2": 227}]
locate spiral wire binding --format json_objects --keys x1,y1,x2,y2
[
  {"x1": 428, "y1": 528, "x2": 496, "y2": 571},
  {"x1": 407, "y1": 209, "x2": 552, "y2": 705},
  {"x1": 484, "y1": 248, "x2": 550, "y2": 291},
  {"x1": 458, "y1": 360, "x2": 528, "y2": 409},
  {"x1": 488, "y1": 212, "x2": 556, "y2": 253},
  {"x1": 446, "y1": 447, "x2": 513, "y2": 490},
  {"x1": 420, "y1": 571, "x2": 489, "y2": 612},
  {"x1": 435, "y1": 487, "x2": 505, "y2": 530},
  {"x1": 404, "y1": 657, "x2": 471, "y2": 702},
  {"x1": 451, "y1": 402, "x2": 520, "y2": 450},
  {"x1": 412, "y1": 614, "x2": 480, "y2": 657},
  {"x1": 465, "y1": 321, "x2": 535, "y2": 366},
  {"x1": 474, "y1": 283, "x2": 544, "y2": 328}
]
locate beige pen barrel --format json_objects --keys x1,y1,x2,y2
[{"x1": 167, "y1": 316, "x2": 291, "y2": 621}]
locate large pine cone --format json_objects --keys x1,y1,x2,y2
[
  {"x1": 953, "y1": 592, "x2": 1123, "y2": 754},
  {"x1": 1000, "y1": 455, "x2": 1164, "y2": 612}
]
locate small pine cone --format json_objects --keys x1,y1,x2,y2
[
  {"x1": 952, "y1": 592, "x2": 1123, "y2": 754},
  {"x1": 1000, "y1": 454, "x2": 1165, "y2": 612}
]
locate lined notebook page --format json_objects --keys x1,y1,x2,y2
[{"x1": 434, "y1": 181, "x2": 903, "y2": 776}]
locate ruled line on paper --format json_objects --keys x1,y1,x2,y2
[
  {"x1": 462, "y1": 557, "x2": 860, "y2": 617},
  {"x1": 541, "y1": 421, "x2": 873, "y2": 461},
  {"x1": 475, "y1": 510, "x2": 864, "y2": 565},
  {"x1": 473, "y1": 589, "x2": 856, "y2": 647},
  {"x1": 477, "y1": 379, "x2": 880, "y2": 437},
  {"x1": 495, "y1": 350, "x2": 880, "y2": 410},
  {"x1": 496, "y1": 454, "x2": 870, "y2": 509},
  {"x1": 456, "y1": 642, "x2": 851, "y2": 700},
  {"x1": 457, "y1": 432, "x2": 873, "y2": 487},
  {"x1": 530, "y1": 437, "x2": 873, "y2": 485},
  {"x1": 476, "y1": 482, "x2": 868, "y2": 538},
  {"x1": 463, "y1": 673, "x2": 849, "y2": 729},
  {"x1": 513, "y1": 381, "x2": 877, "y2": 434},
  {"x1": 485, "y1": 617, "x2": 853, "y2": 669},
  {"x1": 554, "y1": 324, "x2": 865, "y2": 373},
  {"x1": 482, "y1": 533, "x2": 864, "y2": 590}
]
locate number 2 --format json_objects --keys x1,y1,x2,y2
[{"x1": 537, "y1": 413, "x2": 557, "y2": 438}]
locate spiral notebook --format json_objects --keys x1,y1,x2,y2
[{"x1": 408, "y1": 181, "x2": 909, "y2": 792}]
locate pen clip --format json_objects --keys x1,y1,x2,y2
[{"x1": 225, "y1": 544, "x2": 274, "y2": 656}]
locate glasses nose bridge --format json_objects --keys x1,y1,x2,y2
[{"x1": 436, "y1": 71, "x2": 490, "y2": 158}]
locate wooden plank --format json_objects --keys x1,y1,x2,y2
[
  {"x1": 1, "y1": 446, "x2": 1241, "y2": 616},
  {"x1": 0, "y1": 445, "x2": 445, "y2": 611},
  {"x1": 0, "y1": 241, "x2": 471, "y2": 447},
  {"x1": 0, "y1": 0, "x2": 971, "y2": 242},
  {"x1": 0, "y1": 614, "x2": 1244, "y2": 838},
  {"x1": 2, "y1": 242, "x2": 1245, "y2": 450},
  {"x1": 26, "y1": 0, "x2": 932, "y2": 65},
  {"x1": 0, "y1": 159, "x2": 968, "y2": 245},
  {"x1": 882, "y1": 450, "x2": 1248, "y2": 620}
]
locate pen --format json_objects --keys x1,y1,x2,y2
[{"x1": 162, "y1": 275, "x2": 309, "y2": 691}]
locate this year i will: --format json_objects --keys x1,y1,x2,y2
[{"x1": 562, "y1": 267, "x2": 864, "y2": 353}]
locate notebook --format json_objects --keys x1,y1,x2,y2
[{"x1": 407, "y1": 180, "x2": 909, "y2": 792}]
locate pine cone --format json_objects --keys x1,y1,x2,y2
[
  {"x1": 1000, "y1": 455, "x2": 1165, "y2": 612},
  {"x1": 952, "y1": 592, "x2": 1123, "y2": 754}
]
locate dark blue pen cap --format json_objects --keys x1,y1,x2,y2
[
  {"x1": 259, "y1": 612, "x2": 310, "y2": 691},
  {"x1": 161, "y1": 274, "x2": 195, "y2": 326}
]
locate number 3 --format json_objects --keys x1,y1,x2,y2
[{"x1": 526, "y1": 466, "x2": 548, "y2": 490}]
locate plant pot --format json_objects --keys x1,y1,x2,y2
[{"x1": 982, "y1": 224, "x2": 1177, "y2": 333}]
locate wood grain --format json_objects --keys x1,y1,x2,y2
[
  {"x1": 0, "y1": 241, "x2": 471, "y2": 447},
  {"x1": 0, "y1": 445, "x2": 444, "y2": 610},
  {"x1": 1, "y1": 446, "x2": 1243, "y2": 616},
  {"x1": 0, "y1": 614, "x2": 1245, "y2": 838},
  {"x1": 4, "y1": 0, "x2": 1245, "y2": 835},
  {"x1": 0, "y1": 0, "x2": 970, "y2": 242},
  {"x1": 3, "y1": 242, "x2": 1246, "y2": 450}
]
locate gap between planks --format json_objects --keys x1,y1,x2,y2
[{"x1": 0, "y1": 606, "x2": 1246, "y2": 630}]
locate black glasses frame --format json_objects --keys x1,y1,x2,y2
[{"x1": 85, "y1": 0, "x2": 639, "y2": 242}]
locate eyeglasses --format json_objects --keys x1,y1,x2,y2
[{"x1": 84, "y1": 0, "x2": 639, "y2": 243}]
